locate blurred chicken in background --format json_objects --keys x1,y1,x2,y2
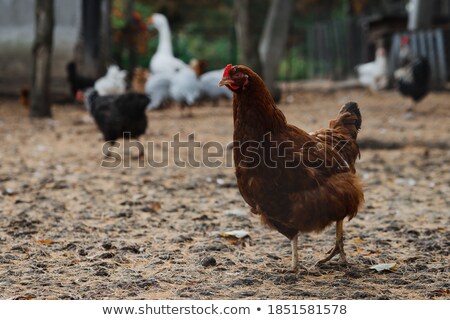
[
  {"x1": 66, "y1": 62, "x2": 96, "y2": 100},
  {"x1": 131, "y1": 67, "x2": 150, "y2": 94},
  {"x1": 19, "y1": 87, "x2": 29, "y2": 108},
  {"x1": 394, "y1": 36, "x2": 430, "y2": 113},
  {"x1": 94, "y1": 65, "x2": 127, "y2": 96},
  {"x1": 355, "y1": 44, "x2": 388, "y2": 91}
]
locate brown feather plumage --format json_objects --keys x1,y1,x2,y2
[{"x1": 221, "y1": 65, "x2": 364, "y2": 267}]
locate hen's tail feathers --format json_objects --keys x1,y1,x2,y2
[{"x1": 330, "y1": 102, "x2": 362, "y2": 140}]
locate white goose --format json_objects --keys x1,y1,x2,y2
[
  {"x1": 147, "y1": 13, "x2": 188, "y2": 74},
  {"x1": 146, "y1": 13, "x2": 201, "y2": 113}
]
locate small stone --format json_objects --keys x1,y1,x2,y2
[
  {"x1": 3, "y1": 188, "x2": 16, "y2": 196},
  {"x1": 224, "y1": 209, "x2": 248, "y2": 217},
  {"x1": 172, "y1": 235, "x2": 193, "y2": 243},
  {"x1": 97, "y1": 252, "x2": 115, "y2": 259},
  {"x1": 102, "y1": 241, "x2": 112, "y2": 250},
  {"x1": 94, "y1": 268, "x2": 110, "y2": 277},
  {"x1": 200, "y1": 256, "x2": 217, "y2": 267},
  {"x1": 138, "y1": 278, "x2": 159, "y2": 288}
]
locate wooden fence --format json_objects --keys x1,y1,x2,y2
[
  {"x1": 303, "y1": 18, "x2": 368, "y2": 80},
  {"x1": 287, "y1": 18, "x2": 449, "y2": 87}
]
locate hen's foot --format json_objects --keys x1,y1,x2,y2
[
  {"x1": 291, "y1": 263, "x2": 309, "y2": 273},
  {"x1": 317, "y1": 244, "x2": 347, "y2": 265}
]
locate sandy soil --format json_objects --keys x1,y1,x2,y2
[{"x1": 0, "y1": 88, "x2": 449, "y2": 300}]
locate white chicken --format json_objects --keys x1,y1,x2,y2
[
  {"x1": 190, "y1": 59, "x2": 231, "y2": 103},
  {"x1": 355, "y1": 47, "x2": 388, "y2": 91},
  {"x1": 145, "y1": 72, "x2": 172, "y2": 110},
  {"x1": 145, "y1": 13, "x2": 201, "y2": 114},
  {"x1": 199, "y1": 69, "x2": 233, "y2": 103},
  {"x1": 94, "y1": 65, "x2": 127, "y2": 96},
  {"x1": 169, "y1": 67, "x2": 201, "y2": 116},
  {"x1": 147, "y1": 13, "x2": 188, "y2": 74}
]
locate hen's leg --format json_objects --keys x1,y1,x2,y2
[
  {"x1": 317, "y1": 220, "x2": 347, "y2": 264},
  {"x1": 404, "y1": 98, "x2": 417, "y2": 114},
  {"x1": 290, "y1": 234, "x2": 308, "y2": 272},
  {"x1": 291, "y1": 235, "x2": 299, "y2": 271},
  {"x1": 404, "y1": 100, "x2": 417, "y2": 119}
]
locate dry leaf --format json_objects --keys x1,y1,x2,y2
[
  {"x1": 431, "y1": 289, "x2": 450, "y2": 295},
  {"x1": 150, "y1": 202, "x2": 161, "y2": 210},
  {"x1": 37, "y1": 239, "x2": 55, "y2": 245},
  {"x1": 220, "y1": 230, "x2": 250, "y2": 239},
  {"x1": 370, "y1": 263, "x2": 397, "y2": 272},
  {"x1": 365, "y1": 249, "x2": 382, "y2": 255},
  {"x1": 14, "y1": 295, "x2": 35, "y2": 300},
  {"x1": 133, "y1": 194, "x2": 145, "y2": 201}
]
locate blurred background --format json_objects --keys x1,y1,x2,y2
[
  {"x1": 1, "y1": 1, "x2": 449, "y2": 301},
  {"x1": 1, "y1": 0, "x2": 449, "y2": 102}
]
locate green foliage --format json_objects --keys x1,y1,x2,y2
[
  {"x1": 278, "y1": 46, "x2": 309, "y2": 80},
  {"x1": 112, "y1": 0, "x2": 234, "y2": 71},
  {"x1": 111, "y1": 0, "x2": 354, "y2": 79}
]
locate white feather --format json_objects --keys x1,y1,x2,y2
[
  {"x1": 356, "y1": 47, "x2": 388, "y2": 91},
  {"x1": 94, "y1": 65, "x2": 127, "y2": 96},
  {"x1": 199, "y1": 69, "x2": 233, "y2": 100},
  {"x1": 145, "y1": 73, "x2": 172, "y2": 110},
  {"x1": 169, "y1": 68, "x2": 201, "y2": 106}
]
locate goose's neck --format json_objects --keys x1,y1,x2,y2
[{"x1": 156, "y1": 22, "x2": 173, "y2": 56}]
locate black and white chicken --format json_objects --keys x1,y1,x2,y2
[
  {"x1": 82, "y1": 88, "x2": 149, "y2": 156},
  {"x1": 394, "y1": 36, "x2": 431, "y2": 112}
]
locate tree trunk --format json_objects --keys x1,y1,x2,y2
[
  {"x1": 233, "y1": 0, "x2": 264, "y2": 75},
  {"x1": 258, "y1": 0, "x2": 293, "y2": 102},
  {"x1": 75, "y1": 0, "x2": 102, "y2": 79},
  {"x1": 408, "y1": 0, "x2": 434, "y2": 31},
  {"x1": 125, "y1": 0, "x2": 136, "y2": 82},
  {"x1": 99, "y1": 0, "x2": 112, "y2": 66},
  {"x1": 30, "y1": 0, "x2": 54, "y2": 118}
]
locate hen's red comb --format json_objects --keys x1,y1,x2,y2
[{"x1": 223, "y1": 64, "x2": 233, "y2": 78}]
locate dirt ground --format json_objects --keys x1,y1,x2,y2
[{"x1": 0, "y1": 88, "x2": 449, "y2": 300}]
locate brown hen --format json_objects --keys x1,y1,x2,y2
[{"x1": 219, "y1": 64, "x2": 364, "y2": 270}]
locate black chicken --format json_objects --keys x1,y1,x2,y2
[
  {"x1": 66, "y1": 62, "x2": 96, "y2": 100},
  {"x1": 394, "y1": 36, "x2": 431, "y2": 112},
  {"x1": 83, "y1": 88, "x2": 150, "y2": 156}
]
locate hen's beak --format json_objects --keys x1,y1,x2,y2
[{"x1": 218, "y1": 78, "x2": 234, "y2": 87}]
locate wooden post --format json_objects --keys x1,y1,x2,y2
[
  {"x1": 76, "y1": 0, "x2": 102, "y2": 79},
  {"x1": 233, "y1": 0, "x2": 263, "y2": 75},
  {"x1": 99, "y1": 0, "x2": 112, "y2": 66},
  {"x1": 125, "y1": 0, "x2": 136, "y2": 79},
  {"x1": 408, "y1": 0, "x2": 433, "y2": 31},
  {"x1": 30, "y1": 0, "x2": 54, "y2": 118},
  {"x1": 258, "y1": 0, "x2": 293, "y2": 101}
]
